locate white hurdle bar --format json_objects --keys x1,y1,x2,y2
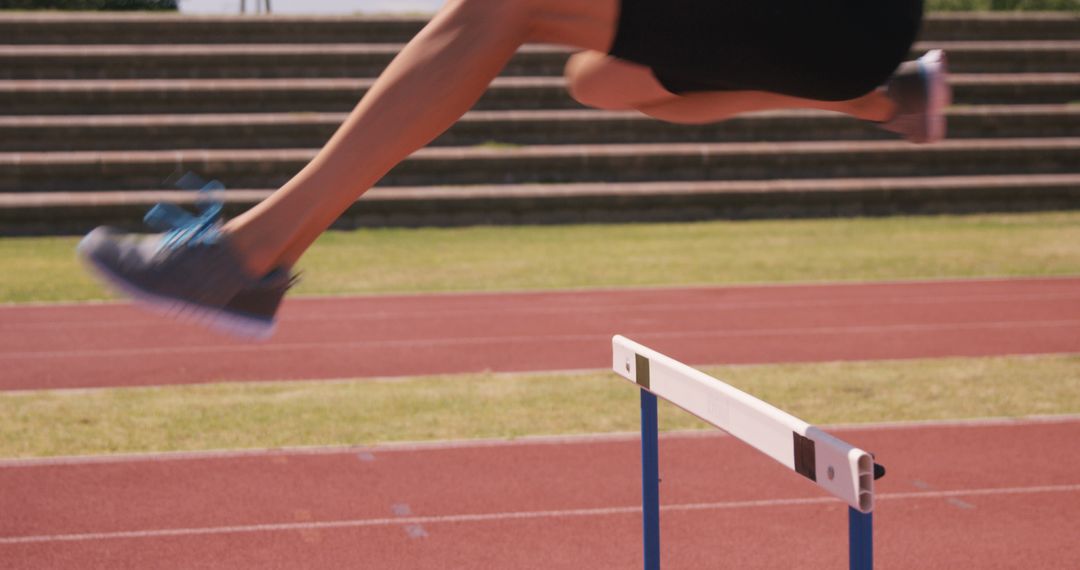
[{"x1": 611, "y1": 335, "x2": 882, "y2": 569}]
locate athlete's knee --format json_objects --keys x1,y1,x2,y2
[{"x1": 564, "y1": 51, "x2": 636, "y2": 110}]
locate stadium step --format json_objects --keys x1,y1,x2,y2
[
  {"x1": 4, "y1": 139, "x2": 1077, "y2": 192},
  {"x1": 2, "y1": 74, "x2": 1076, "y2": 116},
  {"x1": 3, "y1": 173, "x2": 1077, "y2": 234},
  {"x1": 921, "y1": 12, "x2": 1080, "y2": 41},
  {"x1": 0, "y1": 44, "x2": 570, "y2": 80},
  {"x1": 0, "y1": 11, "x2": 1077, "y2": 233},
  {"x1": 3, "y1": 41, "x2": 1076, "y2": 80},
  {"x1": 2, "y1": 106, "x2": 1077, "y2": 152},
  {"x1": 1, "y1": 12, "x2": 1076, "y2": 45}
]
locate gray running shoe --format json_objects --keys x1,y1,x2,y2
[
  {"x1": 222, "y1": 267, "x2": 298, "y2": 335},
  {"x1": 77, "y1": 202, "x2": 294, "y2": 339},
  {"x1": 880, "y1": 50, "x2": 951, "y2": 144}
]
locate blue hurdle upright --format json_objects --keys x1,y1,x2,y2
[{"x1": 614, "y1": 336, "x2": 885, "y2": 570}]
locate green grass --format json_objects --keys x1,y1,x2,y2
[
  {"x1": 3, "y1": 213, "x2": 1076, "y2": 460},
  {"x1": 2, "y1": 354, "x2": 1077, "y2": 458},
  {"x1": 927, "y1": 0, "x2": 1079, "y2": 10},
  {"x1": 2, "y1": 212, "x2": 1079, "y2": 304},
  {"x1": 475, "y1": 140, "x2": 522, "y2": 149}
]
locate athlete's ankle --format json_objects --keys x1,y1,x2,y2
[
  {"x1": 851, "y1": 88, "x2": 897, "y2": 123},
  {"x1": 217, "y1": 225, "x2": 280, "y2": 278}
]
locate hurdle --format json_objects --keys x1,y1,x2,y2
[{"x1": 612, "y1": 335, "x2": 885, "y2": 569}]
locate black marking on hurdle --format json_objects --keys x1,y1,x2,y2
[
  {"x1": 793, "y1": 432, "x2": 817, "y2": 482},
  {"x1": 635, "y1": 354, "x2": 651, "y2": 389}
]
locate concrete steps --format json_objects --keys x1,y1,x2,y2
[
  {"x1": 5, "y1": 174, "x2": 1077, "y2": 234},
  {"x1": 4, "y1": 41, "x2": 1077, "y2": 80},
  {"x1": 1, "y1": 12, "x2": 1076, "y2": 44},
  {"x1": 0, "y1": 44, "x2": 570, "y2": 80},
  {"x1": 0, "y1": 12, "x2": 1077, "y2": 233},
  {"x1": 2, "y1": 74, "x2": 1076, "y2": 116},
  {"x1": 4, "y1": 106, "x2": 1077, "y2": 152},
  {"x1": 6, "y1": 138, "x2": 1077, "y2": 192}
]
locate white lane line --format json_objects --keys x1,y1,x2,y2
[
  {"x1": 3, "y1": 275, "x2": 1077, "y2": 312},
  {"x1": 2, "y1": 484, "x2": 1077, "y2": 546},
  {"x1": 3, "y1": 274, "x2": 1077, "y2": 313},
  {"x1": 4, "y1": 414, "x2": 1078, "y2": 468},
  {"x1": 5, "y1": 290, "x2": 1080, "y2": 330},
  {"x1": 3, "y1": 319, "x2": 1079, "y2": 360},
  {"x1": 277, "y1": 291, "x2": 1080, "y2": 322}
]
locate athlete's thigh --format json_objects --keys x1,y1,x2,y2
[
  {"x1": 564, "y1": 51, "x2": 675, "y2": 110},
  {"x1": 526, "y1": 0, "x2": 621, "y2": 52}
]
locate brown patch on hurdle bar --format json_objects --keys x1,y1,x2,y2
[
  {"x1": 635, "y1": 354, "x2": 650, "y2": 389},
  {"x1": 793, "y1": 432, "x2": 817, "y2": 482}
]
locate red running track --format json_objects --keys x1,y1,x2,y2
[
  {"x1": 2, "y1": 417, "x2": 1078, "y2": 569},
  {"x1": 2, "y1": 277, "x2": 1079, "y2": 390}
]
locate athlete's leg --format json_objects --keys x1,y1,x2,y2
[
  {"x1": 224, "y1": 0, "x2": 620, "y2": 275},
  {"x1": 564, "y1": 51, "x2": 676, "y2": 111},
  {"x1": 565, "y1": 51, "x2": 896, "y2": 124},
  {"x1": 637, "y1": 88, "x2": 896, "y2": 125}
]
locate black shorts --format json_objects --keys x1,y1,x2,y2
[{"x1": 608, "y1": 0, "x2": 923, "y2": 101}]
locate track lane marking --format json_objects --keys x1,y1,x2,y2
[
  {"x1": 3, "y1": 484, "x2": 1077, "y2": 546},
  {"x1": 4, "y1": 275, "x2": 1076, "y2": 311},
  {"x1": 5, "y1": 290, "x2": 1080, "y2": 330},
  {"x1": 3, "y1": 414, "x2": 1078, "y2": 468},
  {"x1": 2, "y1": 319, "x2": 1078, "y2": 359}
]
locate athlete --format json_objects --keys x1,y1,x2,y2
[{"x1": 77, "y1": 0, "x2": 949, "y2": 338}]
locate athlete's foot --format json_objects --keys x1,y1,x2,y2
[
  {"x1": 878, "y1": 50, "x2": 951, "y2": 144},
  {"x1": 77, "y1": 202, "x2": 296, "y2": 339}
]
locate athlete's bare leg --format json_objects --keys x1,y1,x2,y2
[
  {"x1": 77, "y1": 0, "x2": 941, "y2": 339},
  {"x1": 225, "y1": 4, "x2": 920, "y2": 276},
  {"x1": 564, "y1": 51, "x2": 897, "y2": 124},
  {"x1": 224, "y1": 0, "x2": 620, "y2": 275}
]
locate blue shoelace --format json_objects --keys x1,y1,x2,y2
[
  {"x1": 143, "y1": 179, "x2": 225, "y2": 252},
  {"x1": 140, "y1": 176, "x2": 300, "y2": 291}
]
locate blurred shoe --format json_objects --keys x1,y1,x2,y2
[
  {"x1": 222, "y1": 266, "x2": 298, "y2": 337},
  {"x1": 880, "y1": 49, "x2": 951, "y2": 144},
  {"x1": 77, "y1": 201, "x2": 294, "y2": 339}
]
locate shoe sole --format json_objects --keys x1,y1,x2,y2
[
  {"x1": 77, "y1": 240, "x2": 275, "y2": 340},
  {"x1": 919, "y1": 49, "x2": 951, "y2": 144}
]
